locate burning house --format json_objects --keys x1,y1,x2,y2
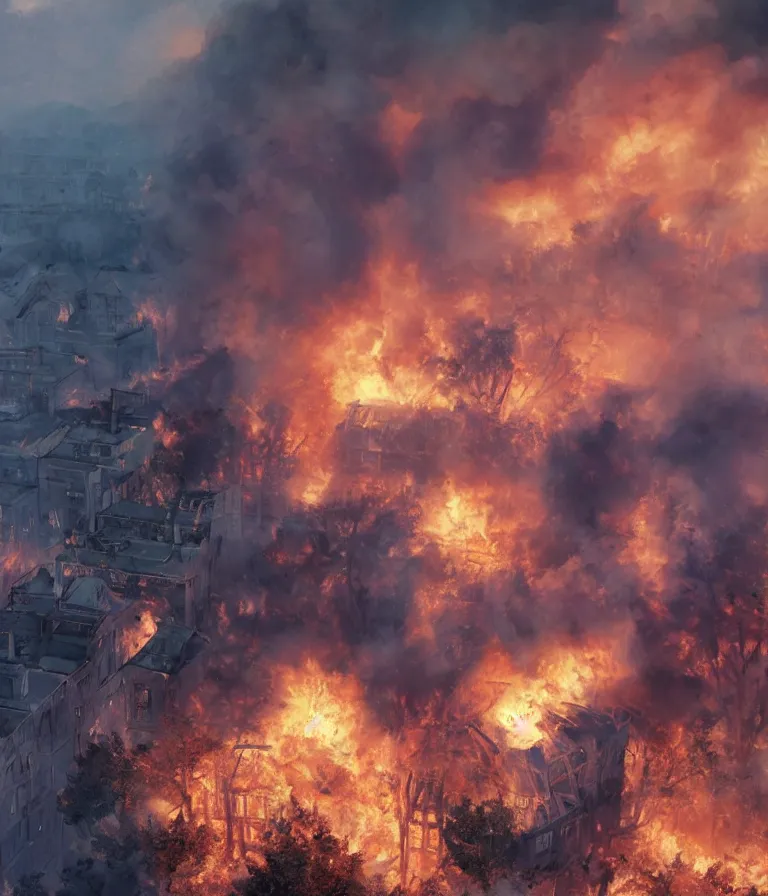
[
  {"x1": 397, "y1": 707, "x2": 630, "y2": 888},
  {"x1": 1, "y1": 0, "x2": 768, "y2": 893},
  {"x1": 336, "y1": 401, "x2": 457, "y2": 485},
  {"x1": 0, "y1": 564, "x2": 204, "y2": 883},
  {"x1": 0, "y1": 259, "x2": 161, "y2": 390},
  {"x1": 37, "y1": 390, "x2": 156, "y2": 539},
  {"x1": 63, "y1": 266, "x2": 162, "y2": 386},
  {"x1": 0, "y1": 262, "x2": 84, "y2": 350},
  {"x1": 0, "y1": 414, "x2": 68, "y2": 547},
  {"x1": 198, "y1": 703, "x2": 630, "y2": 890},
  {"x1": 53, "y1": 486, "x2": 221, "y2": 631},
  {"x1": 0, "y1": 348, "x2": 91, "y2": 417}
]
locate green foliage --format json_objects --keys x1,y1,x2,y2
[{"x1": 442, "y1": 798, "x2": 520, "y2": 890}]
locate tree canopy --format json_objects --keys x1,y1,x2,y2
[{"x1": 232, "y1": 800, "x2": 369, "y2": 896}]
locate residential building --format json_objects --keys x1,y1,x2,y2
[
  {"x1": 0, "y1": 348, "x2": 91, "y2": 416},
  {"x1": 39, "y1": 392, "x2": 156, "y2": 538},
  {"x1": 0, "y1": 565, "x2": 204, "y2": 884},
  {"x1": 0, "y1": 260, "x2": 161, "y2": 389},
  {"x1": 54, "y1": 489, "x2": 220, "y2": 631}
]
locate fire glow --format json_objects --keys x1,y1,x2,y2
[{"x1": 109, "y1": 2, "x2": 768, "y2": 895}]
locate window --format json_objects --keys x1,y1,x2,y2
[
  {"x1": 409, "y1": 809, "x2": 440, "y2": 854},
  {"x1": 133, "y1": 685, "x2": 152, "y2": 723},
  {"x1": 99, "y1": 445, "x2": 111, "y2": 458},
  {"x1": 0, "y1": 676, "x2": 13, "y2": 699}
]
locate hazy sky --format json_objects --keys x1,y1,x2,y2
[{"x1": 0, "y1": 0, "x2": 227, "y2": 120}]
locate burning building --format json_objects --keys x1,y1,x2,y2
[
  {"x1": 0, "y1": 261, "x2": 161, "y2": 390},
  {"x1": 0, "y1": 348, "x2": 91, "y2": 418},
  {"x1": 336, "y1": 401, "x2": 457, "y2": 484},
  {"x1": 1, "y1": 0, "x2": 768, "y2": 893},
  {"x1": 396, "y1": 706, "x2": 630, "y2": 885},
  {"x1": 0, "y1": 565, "x2": 205, "y2": 883},
  {"x1": 53, "y1": 494, "x2": 218, "y2": 631}
]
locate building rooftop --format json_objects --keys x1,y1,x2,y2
[
  {"x1": 0, "y1": 547, "x2": 202, "y2": 737},
  {"x1": 88, "y1": 267, "x2": 164, "y2": 299},
  {"x1": 99, "y1": 501, "x2": 165, "y2": 524},
  {"x1": 63, "y1": 424, "x2": 123, "y2": 446},
  {"x1": 64, "y1": 575, "x2": 126, "y2": 613},
  {"x1": 39, "y1": 453, "x2": 97, "y2": 472},
  {"x1": 0, "y1": 595, "x2": 102, "y2": 673},
  {"x1": 0, "y1": 412, "x2": 68, "y2": 456},
  {"x1": 7, "y1": 567, "x2": 56, "y2": 614},
  {"x1": 55, "y1": 395, "x2": 159, "y2": 433},
  {"x1": 129, "y1": 622, "x2": 202, "y2": 675},
  {"x1": 98, "y1": 498, "x2": 214, "y2": 530},
  {"x1": 59, "y1": 537, "x2": 199, "y2": 582},
  {"x1": 0, "y1": 261, "x2": 84, "y2": 320}
]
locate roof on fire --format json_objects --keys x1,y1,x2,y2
[{"x1": 129, "y1": 622, "x2": 203, "y2": 675}]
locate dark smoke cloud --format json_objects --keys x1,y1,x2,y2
[
  {"x1": 548, "y1": 416, "x2": 644, "y2": 532},
  {"x1": 403, "y1": 95, "x2": 550, "y2": 187},
  {"x1": 386, "y1": 0, "x2": 618, "y2": 31},
  {"x1": 657, "y1": 388, "x2": 768, "y2": 524},
  {"x1": 140, "y1": 0, "x2": 768, "y2": 753},
  {"x1": 659, "y1": 388, "x2": 768, "y2": 469},
  {"x1": 712, "y1": 0, "x2": 768, "y2": 58},
  {"x1": 150, "y1": 0, "x2": 621, "y2": 346}
]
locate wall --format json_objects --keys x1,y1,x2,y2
[{"x1": 0, "y1": 605, "x2": 185, "y2": 888}]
